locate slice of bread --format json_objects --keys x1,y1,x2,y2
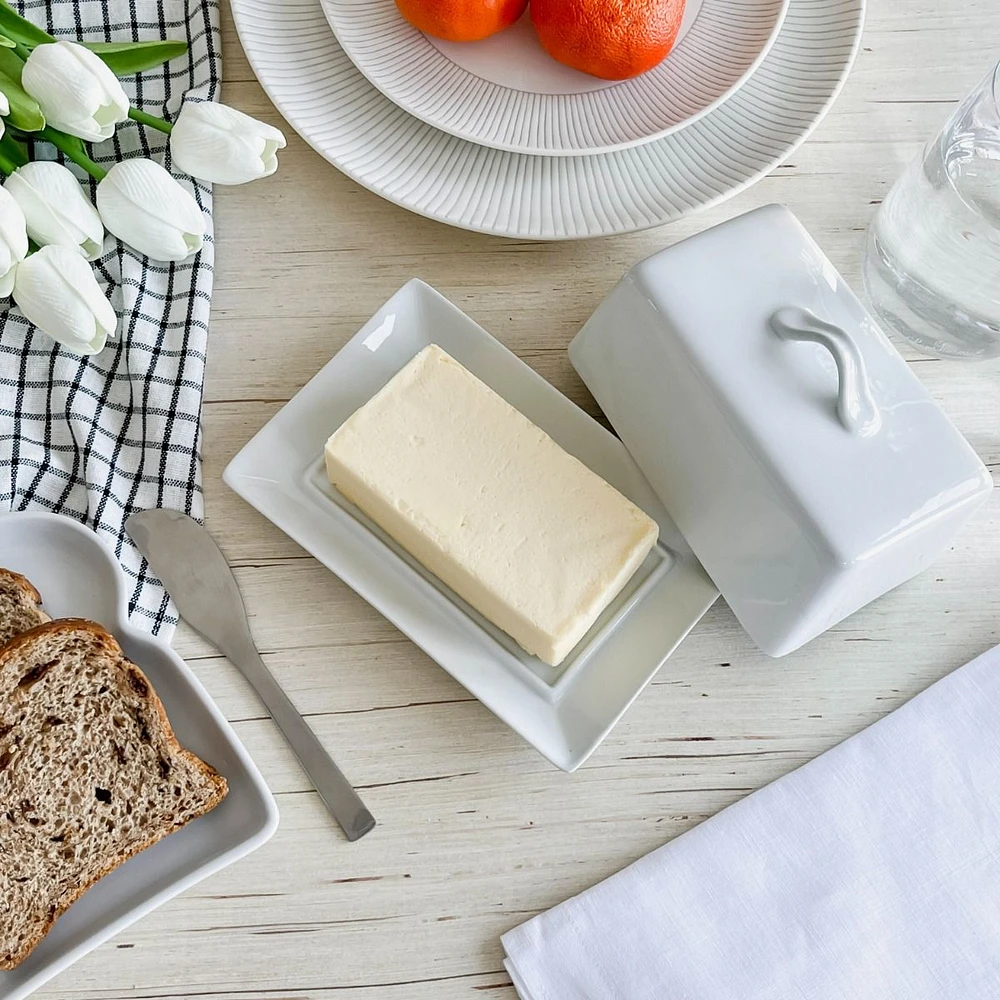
[
  {"x1": 0, "y1": 568, "x2": 50, "y2": 647},
  {"x1": 0, "y1": 619, "x2": 228, "y2": 969}
]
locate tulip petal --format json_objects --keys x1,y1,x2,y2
[
  {"x1": 260, "y1": 140, "x2": 281, "y2": 178},
  {"x1": 170, "y1": 100, "x2": 286, "y2": 185},
  {"x1": 5, "y1": 161, "x2": 104, "y2": 260},
  {"x1": 13, "y1": 244, "x2": 116, "y2": 353},
  {"x1": 0, "y1": 184, "x2": 28, "y2": 266},
  {"x1": 192, "y1": 101, "x2": 286, "y2": 144},
  {"x1": 68, "y1": 44, "x2": 129, "y2": 121},
  {"x1": 21, "y1": 41, "x2": 128, "y2": 143},
  {"x1": 0, "y1": 185, "x2": 26, "y2": 298},
  {"x1": 171, "y1": 125, "x2": 264, "y2": 184},
  {"x1": 113, "y1": 208, "x2": 195, "y2": 261},
  {"x1": 97, "y1": 159, "x2": 205, "y2": 262},
  {"x1": 60, "y1": 40, "x2": 130, "y2": 120}
]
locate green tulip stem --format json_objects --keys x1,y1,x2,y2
[
  {"x1": 39, "y1": 126, "x2": 107, "y2": 181},
  {"x1": 10, "y1": 39, "x2": 28, "y2": 61},
  {"x1": 0, "y1": 148, "x2": 17, "y2": 175},
  {"x1": 128, "y1": 106, "x2": 171, "y2": 134}
]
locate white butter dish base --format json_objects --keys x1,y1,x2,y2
[
  {"x1": 0, "y1": 512, "x2": 278, "y2": 1000},
  {"x1": 224, "y1": 280, "x2": 718, "y2": 771}
]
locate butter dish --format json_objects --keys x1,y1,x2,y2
[
  {"x1": 224, "y1": 279, "x2": 718, "y2": 771},
  {"x1": 570, "y1": 204, "x2": 993, "y2": 657}
]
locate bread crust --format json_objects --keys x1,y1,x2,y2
[
  {"x1": 0, "y1": 618, "x2": 228, "y2": 970},
  {"x1": 0, "y1": 568, "x2": 50, "y2": 648},
  {"x1": 0, "y1": 568, "x2": 44, "y2": 608}
]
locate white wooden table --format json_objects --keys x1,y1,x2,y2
[{"x1": 40, "y1": 2, "x2": 1000, "y2": 997}]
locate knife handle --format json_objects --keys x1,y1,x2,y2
[{"x1": 229, "y1": 644, "x2": 376, "y2": 841}]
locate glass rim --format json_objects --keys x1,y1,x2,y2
[{"x1": 993, "y1": 60, "x2": 1000, "y2": 119}]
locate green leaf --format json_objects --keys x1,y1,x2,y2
[
  {"x1": 0, "y1": 47, "x2": 43, "y2": 131},
  {"x1": 0, "y1": 34, "x2": 16, "y2": 48},
  {"x1": 0, "y1": 45, "x2": 23, "y2": 81},
  {"x1": 82, "y1": 39, "x2": 188, "y2": 75},
  {"x1": 0, "y1": 2, "x2": 187, "y2": 71},
  {"x1": 0, "y1": 64, "x2": 44, "y2": 131},
  {"x1": 0, "y1": 129, "x2": 28, "y2": 167},
  {"x1": 0, "y1": 1, "x2": 53, "y2": 47}
]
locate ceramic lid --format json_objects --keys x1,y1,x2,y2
[
  {"x1": 570, "y1": 205, "x2": 992, "y2": 655},
  {"x1": 619, "y1": 205, "x2": 988, "y2": 564}
]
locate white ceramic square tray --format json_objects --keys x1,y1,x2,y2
[
  {"x1": 224, "y1": 279, "x2": 718, "y2": 771},
  {"x1": 0, "y1": 511, "x2": 278, "y2": 1000}
]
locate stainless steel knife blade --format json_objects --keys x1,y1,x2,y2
[{"x1": 126, "y1": 508, "x2": 375, "y2": 842}]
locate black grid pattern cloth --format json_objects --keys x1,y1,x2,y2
[{"x1": 0, "y1": 0, "x2": 220, "y2": 637}]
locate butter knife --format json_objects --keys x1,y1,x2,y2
[{"x1": 125, "y1": 508, "x2": 376, "y2": 842}]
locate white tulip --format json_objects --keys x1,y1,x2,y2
[
  {"x1": 21, "y1": 40, "x2": 129, "y2": 143},
  {"x1": 170, "y1": 101, "x2": 286, "y2": 185},
  {"x1": 96, "y1": 159, "x2": 205, "y2": 262},
  {"x1": 5, "y1": 161, "x2": 104, "y2": 260},
  {"x1": 13, "y1": 245, "x2": 117, "y2": 355},
  {"x1": 0, "y1": 186, "x2": 28, "y2": 297},
  {"x1": 0, "y1": 92, "x2": 9, "y2": 118}
]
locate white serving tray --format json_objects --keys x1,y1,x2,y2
[
  {"x1": 0, "y1": 511, "x2": 278, "y2": 1000},
  {"x1": 224, "y1": 279, "x2": 718, "y2": 770}
]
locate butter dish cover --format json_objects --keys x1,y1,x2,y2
[{"x1": 569, "y1": 204, "x2": 992, "y2": 656}]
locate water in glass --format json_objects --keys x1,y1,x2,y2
[{"x1": 864, "y1": 61, "x2": 1000, "y2": 360}]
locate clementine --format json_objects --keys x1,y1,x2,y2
[
  {"x1": 531, "y1": 0, "x2": 686, "y2": 80},
  {"x1": 396, "y1": 0, "x2": 528, "y2": 42}
]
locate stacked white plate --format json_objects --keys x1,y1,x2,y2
[{"x1": 230, "y1": 0, "x2": 864, "y2": 238}]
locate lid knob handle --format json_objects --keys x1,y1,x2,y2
[{"x1": 770, "y1": 306, "x2": 882, "y2": 437}]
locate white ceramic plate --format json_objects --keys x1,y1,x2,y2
[
  {"x1": 322, "y1": 0, "x2": 788, "y2": 155},
  {"x1": 230, "y1": 0, "x2": 863, "y2": 239},
  {"x1": 0, "y1": 512, "x2": 278, "y2": 1000},
  {"x1": 223, "y1": 280, "x2": 718, "y2": 771}
]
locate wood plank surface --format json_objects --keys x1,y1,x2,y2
[{"x1": 36, "y1": 0, "x2": 1000, "y2": 997}]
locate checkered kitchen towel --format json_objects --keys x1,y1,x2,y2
[{"x1": 0, "y1": 0, "x2": 220, "y2": 637}]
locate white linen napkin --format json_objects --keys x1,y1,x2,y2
[{"x1": 502, "y1": 644, "x2": 1000, "y2": 999}]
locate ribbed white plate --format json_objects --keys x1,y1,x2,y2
[
  {"x1": 322, "y1": 0, "x2": 788, "y2": 155},
  {"x1": 230, "y1": 0, "x2": 864, "y2": 239}
]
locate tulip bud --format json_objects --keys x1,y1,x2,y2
[
  {"x1": 21, "y1": 40, "x2": 129, "y2": 143},
  {"x1": 13, "y1": 244, "x2": 117, "y2": 355},
  {"x1": 170, "y1": 101, "x2": 286, "y2": 185},
  {"x1": 0, "y1": 185, "x2": 27, "y2": 297},
  {"x1": 5, "y1": 161, "x2": 104, "y2": 260},
  {"x1": 96, "y1": 158, "x2": 205, "y2": 262}
]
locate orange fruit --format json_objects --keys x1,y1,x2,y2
[
  {"x1": 396, "y1": 0, "x2": 528, "y2": 42},
  {"x1": 531, "y1": 0, "x2": 685, "y2": 80}
]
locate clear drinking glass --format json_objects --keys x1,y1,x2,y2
[{"x1": 863, "y1": 60, "x2": 1000, "y2": 360}]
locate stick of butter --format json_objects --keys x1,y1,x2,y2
[{"x1": 324, "y1": 344, "x2": 658, "y2": 667}]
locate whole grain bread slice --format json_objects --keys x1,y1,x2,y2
[
  {"x1": 0, "y1": 619, "x2": 227, "y2": 969},
  {"x1": 0, "y1": 568, "x2": 50, "y2": 647}
]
